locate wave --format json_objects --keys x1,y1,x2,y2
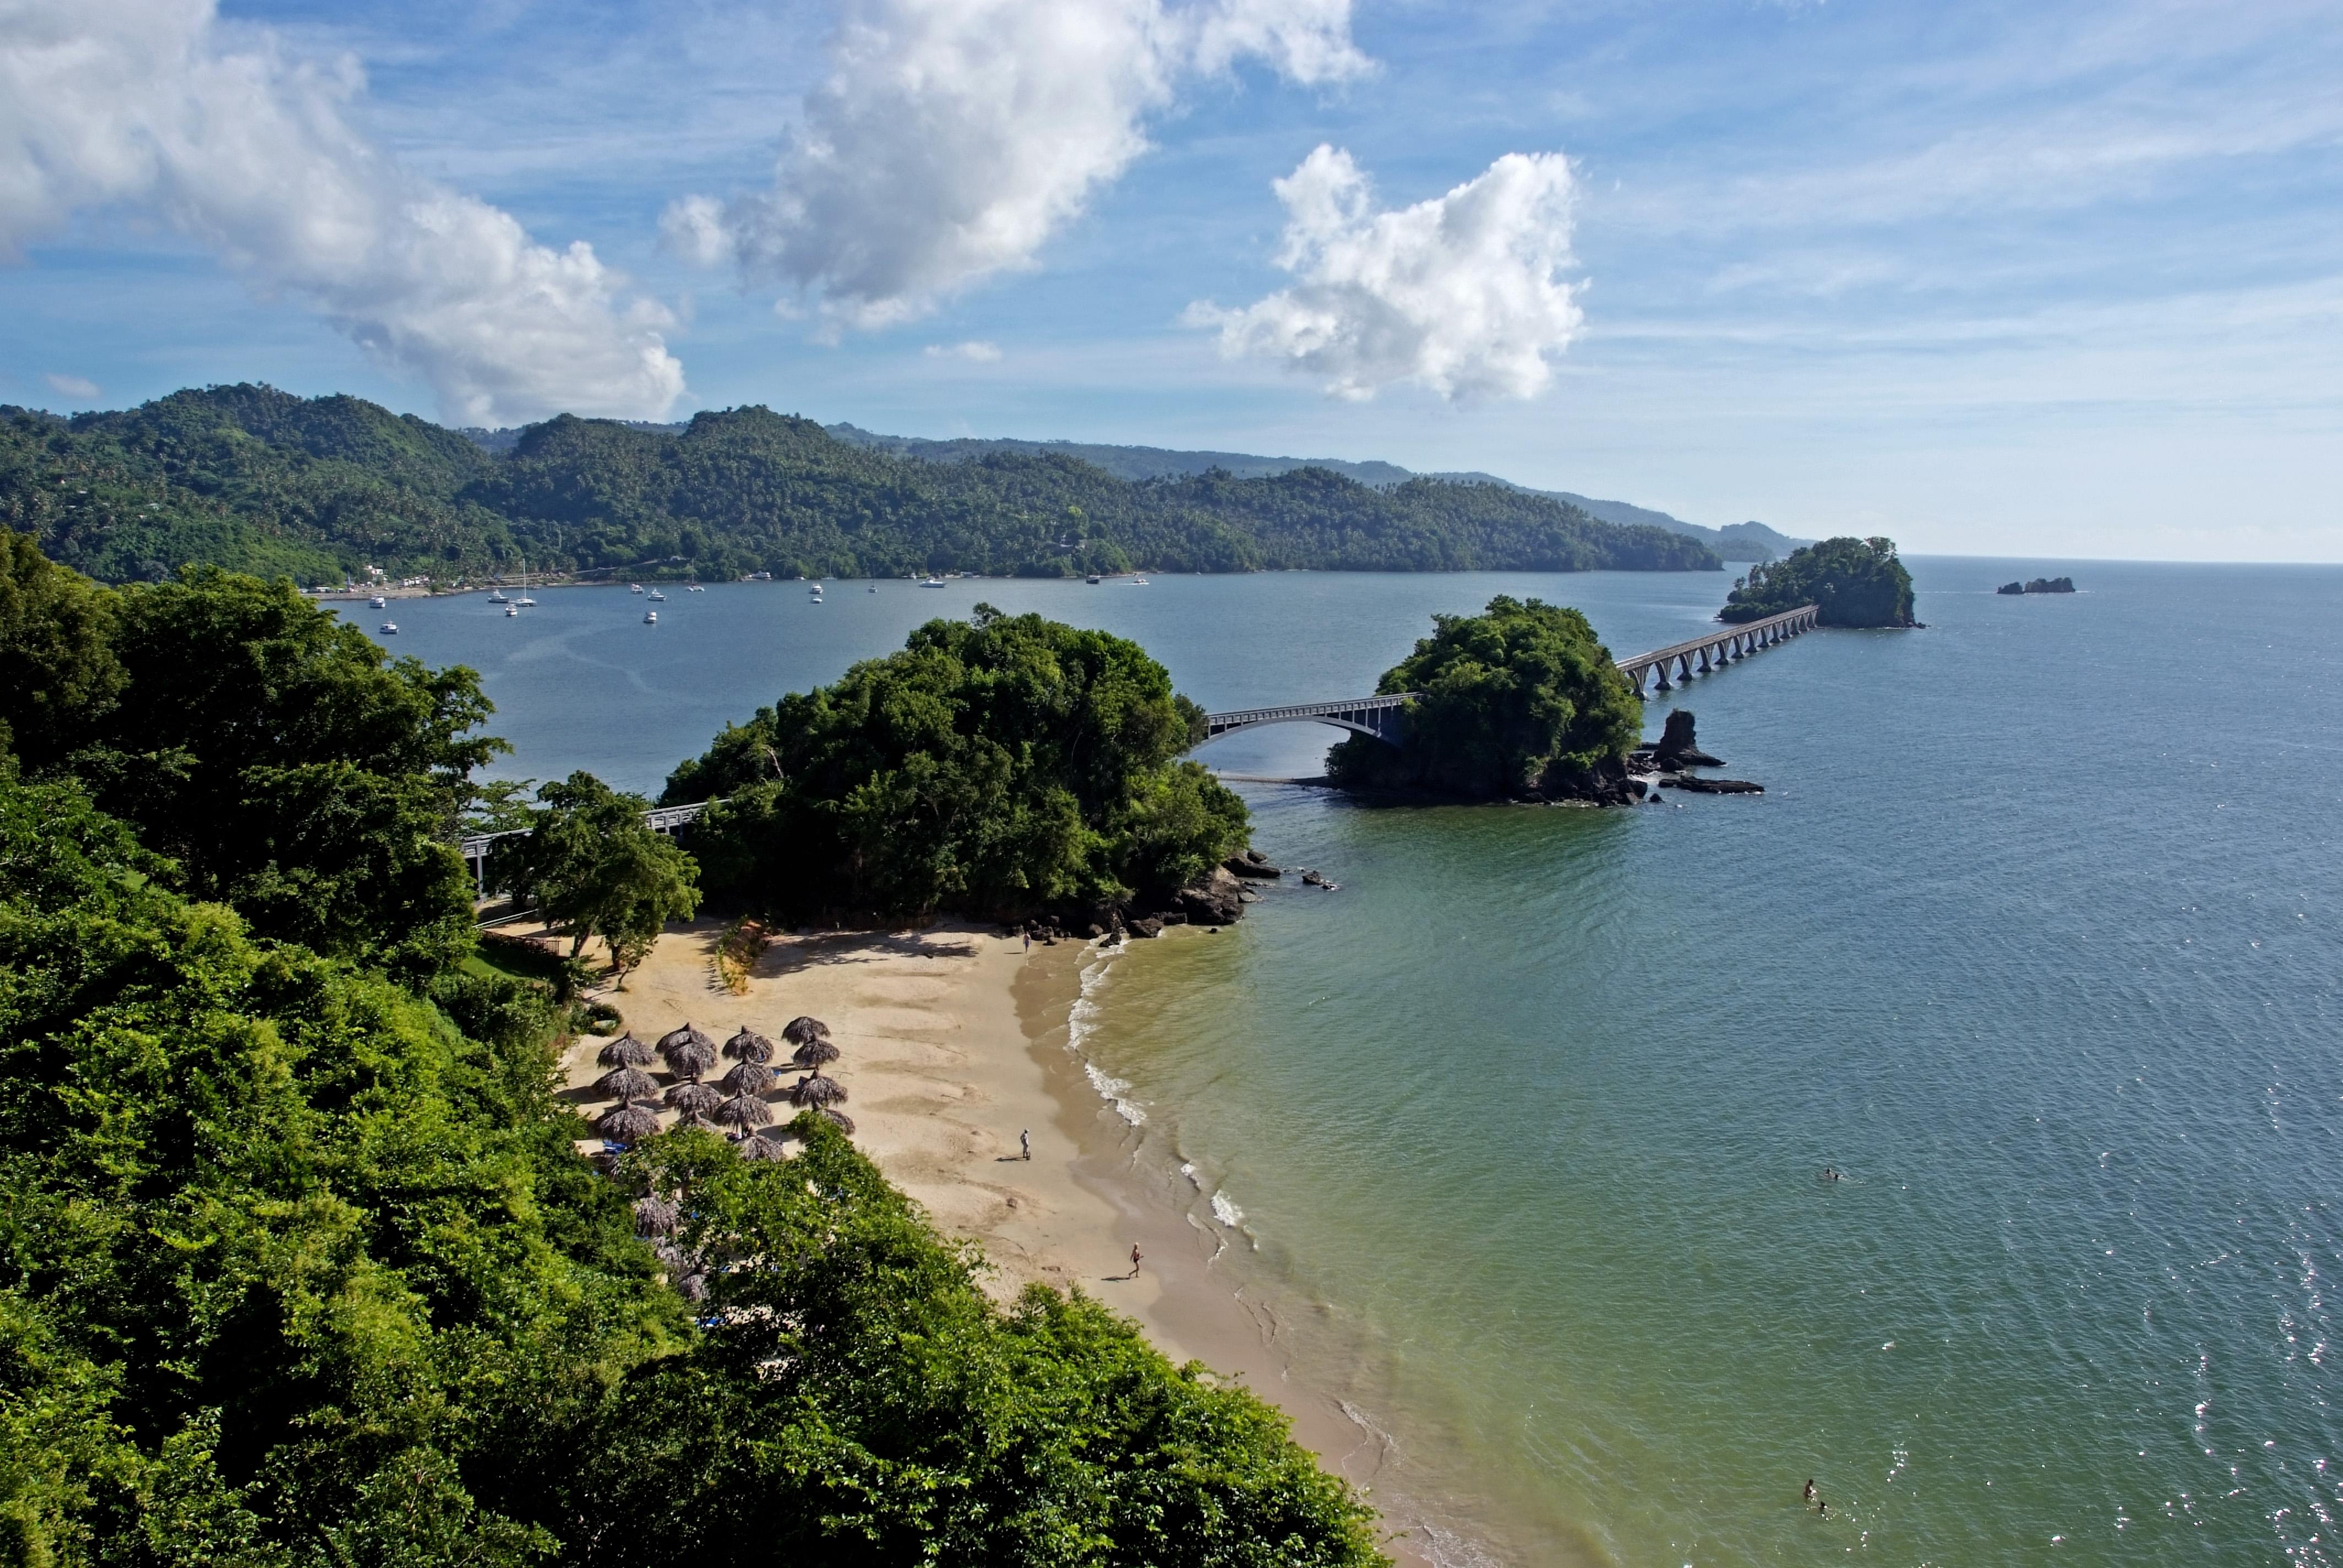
[{"x1": 1082, "y1": 1061, "x2": 1145, "y2": 1125}]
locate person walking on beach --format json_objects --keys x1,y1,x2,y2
[
  {"x1": 1020, "y1": 1129, "x2": 1031, "y2": 1161},
  {"x1": 1129, "y1": 1244, "x2": 1143, "y2": 1278},
  {"x1": 1023, "y1": 930, "x2": 1031, "y2": 953}
]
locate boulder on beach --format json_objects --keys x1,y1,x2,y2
[{"x1": 1177, "y1": 865, "x2": 1247, "y2": 925}]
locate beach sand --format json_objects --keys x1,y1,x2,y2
[{"x1": 545, "y1": 916, "x2": 1429, "y2": 1568}]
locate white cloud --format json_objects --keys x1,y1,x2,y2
[
  {"x1": 1186, "y1": 145, "x2": 1585, "y2": 401},
  {"x1": 924, "y1": 339, "x2": 1004, "y2": 362},
  {"x1": 0, "y1": 0, "x2": 684, "y2": 425},
  {"x1": 43, "y1": 372, "x2": 100, "y2": 399},
  {"x1": 666, "y1": 0, "x2": 1369, "y2": 330}
]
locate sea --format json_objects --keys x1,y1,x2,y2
[{"x1": 354, "y1": 560, "x2": 2343, "y2": 1566}]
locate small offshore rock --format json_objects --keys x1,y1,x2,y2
[
  {"x1": 1224, "y1": 849, "x2": 1282, "y2": 880},
  {"x1": 1661, "y1": 776, "x2": 1764, "y2": 794},
  {"x1": 1129, "y1": 916, "x2": 1164, "y2": 939}
]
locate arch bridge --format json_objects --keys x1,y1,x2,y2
[{"x1": 1195, "y1": 604, "x2": 1819, "y2": 748}]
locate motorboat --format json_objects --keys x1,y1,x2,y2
[
  {"x1": 1085, "y1": 575, "x2": 1101, "y2": 585},
  {"x1": 488, "y1": 588, "x2": 508, "y2": 603},
  {"x1": 370, "y1": 594, "x2": 388, "y2": 608},
  {"x1": 868, "y1": 584, "x2": 878, "y2": 593},
  {"x1": 1127, "y1": 575, "x2": 1149, "y2": 585},
  {"x1": 809, "y1": 581, "x2": 824, "y2": 596},
  {"x1": 505, "y1": 604, "x2": 518, "y2": 617},
  {"x1": 687, "y1": 584, "x2": 706, "y2": 593},
  {"x1": 648, "y1": 589, "x2": 666, "y2": 602},
  {"x1": 379, "y1": 621, "x2": 399, "y2": 634},
  {"x1": 923, "y1": 576, "x2": 946, "y2": 587},
  {"x1": 644, "y1": 610, "x2": 658, "y2": 624},
  {"x1": 630, "y1": 583, "x2": 643, "y2": 594}
]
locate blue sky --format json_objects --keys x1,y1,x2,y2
[{"x1": 4, "y1": 0, "x2": 2339, "y2": 559}]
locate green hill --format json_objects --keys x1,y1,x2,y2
[{"x1": 2, "y1": 385, "x2": 1721, "y2": 585}]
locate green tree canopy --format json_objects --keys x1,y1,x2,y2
[
  {"x1": 0, "y1": 775, "x2": 1384, "y2": 1568},
  {"x1": 496, "y1": 771, "x2": 701, "y2": 972},
  {"x1": 1719, "y1": 535, "x2": 1916, "y2": 627},
  {"x1": 669, "y1": 607, "x2": 1247, "y2": 921},
  {"x1": 0, "y1": 544, "x2": 498, "y2": 974},
  {"x1": 1326, "y1": 596, "x2": 1643, "y2": 799}
]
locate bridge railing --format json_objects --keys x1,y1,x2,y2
[
  {"x1": 1203, "y1": 693, "x2": 1421, "y2": 733},
  {"x1": 457, "y1": 797, "x2": 720, "y2": 901}
]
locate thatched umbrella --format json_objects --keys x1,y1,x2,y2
[
  {"x1": 657, "y1": 1023, "x2": 719, "y2": 1081},
  {"x1": 596, "y1": 1102, "x2": 662, "y2": 1144},
  {"x1": 675, "y1": 1272, "x2": 707, "y2": 1303},
  {"x1": 781, "y1": 1015, "x2": 830, "y2": 1046},
  {"x1": 673, "y1": 1109, "x2": 722, "y2": 1133},
  {"x1": 723, "y1": 1027, "x2": 776, "y2": 1065},
  {"x1": 633, "y1": 1196, "x2": 680, "y2": 1237},
  {"x1": 594, "y1": 1065, "x2": 660, "y2": 1102},
  {"x1": 664, "y1": 1080, "x2": 726, "y2": 1117},
  {"x1": 597, "y1": 1032, "x2": 654, "y2": 1068},
  {"x1": 789, "y1": 1036, "x2": 841, "y2": 1071},
  {"x1": 737, "y1": 1133, "x2": 789, "y2": 1162},
  {"x1": 786, "y1": 1073, "x2": 848, "y2": 1109},
  {"x1": 818, "y1": 1107, "x2": 856, "y2": 1135},
  {"x1": 715, "y1": 1093, "x2": 773, "y2": 1131},
  {"x1": 652, "y1": 1240, "x2": 691, "y2": 1271},
  {"x1": 716, "y1": 1061, "x2": 772, "y2": 1099}
]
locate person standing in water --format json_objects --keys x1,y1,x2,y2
[{"x1": 1803, "y1": 1480, "x2": 1815, "y2": 1504}]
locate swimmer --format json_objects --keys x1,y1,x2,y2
[{"x1": 1803, "y1": 1479, "x2": 1815, "y2": 1504}]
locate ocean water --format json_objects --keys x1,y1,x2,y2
[{"x1": 355, "y1": 561, "x2": 2343, "y2": 1565}]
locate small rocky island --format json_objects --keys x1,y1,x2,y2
[
  {"x1": 1997, "y1": 576, "x2": 2075, "y2": 595},
  {"x1": 1632, "y1": 711, "x2": 1762, "y2": 796},
  {"x1": 1719, "y1": 536, "x2": 1917, "y2": 627}
]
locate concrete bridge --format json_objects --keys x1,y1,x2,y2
[
  {"x1": 459, "y1": 798, "x2": 714, "y2": 898},
  {"x1": 1196, "y1": 604, "x2": 1819, "y2": 748}
]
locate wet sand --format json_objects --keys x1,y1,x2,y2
[{"x1": 547, "y1": 916, "x2": 1429, "y2": 1567}]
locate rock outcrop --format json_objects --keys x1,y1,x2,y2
[
  {"x1": 1660, "y1": 776, "x2": 1763, "y2": 794},
  {"x1": 1175, "y1": 866, "x2": 1247, "y2": 925},
  {"x1": 1998, "y1": 576, "x2": 2077, "y2": 595},
  {"x1": 1223, "y1": 849, "x2": 1282, "y2": 880},
  {"x1": 1644, "y1": 710, "x2": 1723, "y2": 769}
]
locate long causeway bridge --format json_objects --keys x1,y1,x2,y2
[{"x1": 1198, "y1": 603, "x2": 1819, "y2": 744}]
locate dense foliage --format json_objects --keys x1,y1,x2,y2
[
  {"x1": 1326, "y1": 596, "x2": 1643, "y2": 799},
  {"x1": 4, "y1": 384, "x2": 1720, "y2": 585},
  {"x1": 493, "y1": 771, "x2": 701, "y2": 973},
  {"x1": 0, "y1": 546, "x2": 495, "y2": 975},
  {"x1": 1719, "y1": 535, "x2": 1916, "y2": 627},
  {"x1": 0, "y1": 540, "x2": 1386, "y2": 1567},
  {"x1": 668, "y1": 606, "x2": 1247, "y2": 922}
]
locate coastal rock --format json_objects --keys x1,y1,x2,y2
[
  {"x1": 2001, "y1": 576, "x2": 2075, "y2": 595},
  {"x1": 1647, "y1": 709, "x2": 1724, "y2": 769},
  {"x1": 1129, "y1": 916, "x2": 1164, "y2": 939},
  {"x1": 1176, "y1": 866, "x2": 1247, "y2": 925},
  {"x1": 1533, "y1": 754, "x2": 1642, "y2": 806},
  {"x1": 1224, "y1": 849, "x2": 1282, "y2": 880},
  {"x1": 1661, "y1": 776, "x2": 1763, "y2": 794}
]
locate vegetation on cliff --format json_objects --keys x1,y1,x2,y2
[
  {"x1": 0, "y1": 537, "x2": 1385, "y2": 1567},
  {"x1": 1719, "y1": 535, "x2": 1916, "y2": 627},
  {"x1": 4, "y1": 384, "x2": 1720, "y2": 585},
  {"x1": 668, "y1": 605, "x2": 1248, "y2": 922},
  {"x1": 1325, "y1": 596, "x2": 1643, "y2": 800}
]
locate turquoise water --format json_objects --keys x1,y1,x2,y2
[{"x1": 358, "y1": 562, "x2": 2343, "y2": 1565}]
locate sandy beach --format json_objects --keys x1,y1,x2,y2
[{"x1": 547, "y1": 916, "x2": 1429, "y2": 1567}]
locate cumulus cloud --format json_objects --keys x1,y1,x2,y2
[
  {"x1": 666, "y1": 0, "x2": 1370, "y2": 330},
  {"x1": 1186, "y1": 145, "x2": 1585, "y2": 401},
  {"x1": 43, "y1": 373, "x2": 101, "y2": 399},
  {"x1": 924, "y1": 339, "x2": 1003, "y2": 361},
  {"x1": 0, "y1": 0, "x2": 684, "y2": 425}
]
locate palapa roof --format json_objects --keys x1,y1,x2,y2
[
  {"x1": 596, "y1": 1032, "x2": 654, "y2": 1068},
  {"x1": 657, "y1": 1025, "x2": 718, "y2": 1080},
  {"x1": 664, "y1": 1081, "x2": 726, "y2": 1115},
  {"x1": 723, "y1": 1027, "x2": 776, "y2": 1064},
  {"x1": 596, "y1": 1102, "x2": 662, "y2": 1144},
  {"x1": 716, "y1": 1061, "x2": 773, "y2": 1098},
  {"x1": 789, "y1": 1036, "x2": 841, "y2": 1069},
  {"x1": 714, "y1": 1093, "x2": 774, "y2": 1130},
  {"x1": 593, "y1": 1065, "x2": 661, "y2": 1102},
  {"x1": 786, "y1": 1074, "x2": 848, "y2": 1109},
  {"x1": 633, "y1": 1196, "x2": 680, "y2": 1237},
  {"x1": 781, "y1": 1015, "x2": 831, "y2": 1046},
  {"x1": 737, "y1": 1134, "x2": 790, "y2": 1162},
  {"x1": 818, "y1": 1107, "x2": 856, "y2": 1135},
  {"x1": 658, "y1": 1022, "x2": 717, "y2": 1052},
  {"x1": 675, "y1": 1272, "x2": 707, "y2": 1302}
]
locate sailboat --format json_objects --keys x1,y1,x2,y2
[{"x1": 514, "y1": 560, "x2": 536, "y2": 607}]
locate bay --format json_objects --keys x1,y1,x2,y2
[{"x1": 354, "y1": 560, "x2": 2343, "y2": 1565}]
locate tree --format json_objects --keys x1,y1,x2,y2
[
  {"x1": 669, "y1": 608, "x2": 1247, "y2": 922},
  {"x1": 0, "y1": 529, "x2": 123, "y2": 767},
  {"x1": 1326, "y1": 596, "x2": 1643, "y2": 800},
  {"x1": 499, "y1": 771, "x2": 700, "y2": 974},
  {"x1": 1719, "y1": 535, "x2": 1915, "y2": 627}
]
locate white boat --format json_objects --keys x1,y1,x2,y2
[
  {"x1": 505, "y1": 604, "x2": 518, "y2": 617},
  {"x1": 1127, "y1": 575, "x2": 1150, "y2": 585},
  {"x1": 648, "y1": 589, "x2": 666, "y2": 602},
  {"x1": 644, "y1": 610, "x2": 657, "y2": 624},
  {"x1": 687, "y1": 584, "x2": 706, "y2": 593},
  {"x1": 488, "y1": 588, "x2": 508, "y2": 603},
  {"x1": 369, "y1": 595, "x2": 388, "y2": 608},
  {"x1": 379, "y1": 621, "x2": 398, "y2": 634},
  {"x1": 868, "y1": 584, "x2": 877, "y2": 593},
  {"x1": 630, "y1": 583, "x2": 643, "y2": 594},
  {"x1": 809, "y1": 582, "x2": 824, "y2": 596},
  {"x1": 922, "y1": 576, "x2": 946, "y2": 587},
  {"x1": 513, "y1": 559, "x2": 536, "y2": 606}
]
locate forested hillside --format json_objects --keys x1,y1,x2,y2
[{"x1": 1, "y1": 384, "x2": 1720, "y2": 585}]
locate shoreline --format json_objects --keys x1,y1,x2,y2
[{"x1": 557, "y1": 917, "x2": 1433, "y2": 1568}]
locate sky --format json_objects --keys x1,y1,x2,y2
[{"x1": 3, "y1": 0, "x2": 2339, "y2": 560}]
